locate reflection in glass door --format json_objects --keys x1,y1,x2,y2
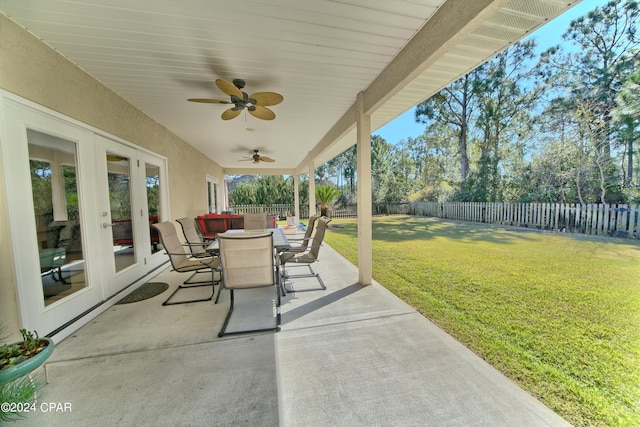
[
  {"x1": 206, "y1": 176, "x2": 219, "y2": 213},
  {"x1": 146, "y1": 163, "x2": 163, "y2": 255},
  {"x1": 106, "y1": 152, "x2": 136, "y2": 272},
  {"x1": 27, "y1": 130, "x2": 88, "y2": 306}
]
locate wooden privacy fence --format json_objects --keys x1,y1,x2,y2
[
  {"x1": 330, "y1": 202, "x2": 411, "y2": 218},
  {"x1": 230, "y1": 204, "x2": 310, "y2": 220},
  {"x1": 231, "y1": 201, "x2": 638, "y2": 239},
  {"x1": 230, "y1": 202, "x2": 411, "y2": 220},
  {"x1": 411, "y1": 202, "x2": 639, "y2": 239}
]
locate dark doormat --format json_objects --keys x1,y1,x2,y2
[{"x1": 116, "y1": 282, "x2": 169, "y2": 304}]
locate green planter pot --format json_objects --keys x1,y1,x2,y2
[{"x1": 0, "y1": 338, "x2": 54, "y2": 384}]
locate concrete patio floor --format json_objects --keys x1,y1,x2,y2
[{"x1": 15, "y1": 228, "x2": 571, "y2": 426}]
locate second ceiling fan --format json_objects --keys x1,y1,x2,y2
[{"x1": 188, "y1": 78, "x2": 283, "y2": 120}]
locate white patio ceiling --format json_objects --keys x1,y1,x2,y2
[{"x1": 0, "y1": 0, "x2": 579, "y2": 174}]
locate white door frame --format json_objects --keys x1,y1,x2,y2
[
  {"x1": 1, "y1": 97, "x2": 105, "y2": 335},
  {"x1": 95, "y1": 135, "x2": 147, "y2": 296},
  {"x1": 139, "y1": 150, "x2": 170, "y2": 272}
]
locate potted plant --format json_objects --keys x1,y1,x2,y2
[
  {"x1": 0, "y1": 327, "x2": 53, "y2": 422},
  {"x1": 315, "y1": 185, "x2": 340, "y2": 217},
  {"x1": 0, "y1": 325, "x2": 54, "y2": 422},
  {"x1": 0, "y1": 329, "x2": 54, "y2": 384}
]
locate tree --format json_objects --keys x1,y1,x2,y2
[
  {"x1": 229, "y1": 175, "x2": 305, "y2": 206},
  {"x1": 614, "y1": 65, "x2": 640, "y2": 194},
  {"x1": 470, "y1": 40, "x2": 543, "y2": 201},
  {"x1": 415, "y1": 72, "x2": 478, "y2": 181},
  {"x1": 385, "y1": 142, "x2": 419, "y2": 202},
  {"x1": 574, "y1": 100, "x2": 620, "y2": 204},
  {"x1": 328, "y1": 145, "x2": 356, "y2": 200},
  {"x1": 370, "y1": 135, "x2": 393, "y2": 202},
  {"x1": 30, "y1": 160, "x2": 53, "y2": 216},
  {"x1": 541, "y1": 0, "x2": 639, "y2": 161}
]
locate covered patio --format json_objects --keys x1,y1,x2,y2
[
  {"x1": 0, "y1": 1, "x2": 578, "y2": 424},
  {"x1": 14, "y1": 228, "x2": 569, "y2": 426}
]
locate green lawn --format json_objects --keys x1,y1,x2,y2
[{"x1": 323, "y1": 216, "x2": 640, "y2": 427}]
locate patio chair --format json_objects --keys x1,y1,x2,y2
[
  {"x1": 286, "y1": 215, "x2": 318, "y2": 253},
  {"x1": 152, "y1": 221, "x2": 220, "y2": 306},
  {"x1": 243, "y1": 212, "x2": 268, "y2": 230},
  {"x1": 279, "y1": 216, "x2": 331, "y2": 292},
  {"x1": 176, "y1": 217, "x2": 211, "y2": 257},
  {"x1": 217, "y1": 231, "x2": 281, "y2": 337}
]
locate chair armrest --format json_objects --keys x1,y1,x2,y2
[
  {"x1": 287, "y1": 237, "x2": 311, "y2": 242},
  {"x1": 182, "y1": 242, "x2": 209, "y2": 248},
  {"x1": 163, "y1": 250, "x2": 216, "y2": 263}
]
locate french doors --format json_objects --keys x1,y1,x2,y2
[{"x1": 1, "y1": 96, "x2": 168, "y2": 336}]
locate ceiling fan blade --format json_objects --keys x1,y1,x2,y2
[
  {"x1": 250, "y1": 92, "x2": 283, "y2": 106},
  {"x1": 260, "y1": 156, "x2": 275, "y2": 162},
  {"x1": 187, "y1": 98, "x2": 230, "y2": 104},
  {"x1": 215, "y1": 79, "x2": 242, "y2": 98},
  {"x1": 249, "y1": 106, "x2": 276, "y2": 120},
  {"x1": 106, "y1": 154, "x2": 127, "y2": 162},
  {"x1": 221, "y1": 108, "x2": 242, "y2": 120}
]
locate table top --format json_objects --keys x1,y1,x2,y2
[{"x1": 206, "y1": 228, "x2": 290, "y2": 252}]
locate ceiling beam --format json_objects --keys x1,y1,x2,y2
[
  {"x1": 363, "y1": 0, "x2": 509, "y2": 115},
  {"x1": 296, "y1": 0, "x2": 509, "y2": 173},
  {"x1": 223, "y1": 167, "x2": 297, "y2": 176}
]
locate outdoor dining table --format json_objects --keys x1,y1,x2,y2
[{"x1": 205, "y1": 228, "x2": 290, "y2": 254}]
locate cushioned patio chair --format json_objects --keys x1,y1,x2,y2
[
  {"x1": 152, "y1": 221, "x2": 220, "y2": 306},
  {"x1": 196, "y1": 214, "x2": 228, "y2": 239},
  {"x1": 279, "y1": 216, "x2": 331, "y2": 292},
  {"x1": 243, "y1": 212, "x2": 268, "y2": 230},
  {"x1": 217, "y1": 231, "x2": 281, "y2": 337}
]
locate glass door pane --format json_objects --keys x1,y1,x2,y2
[
  {"x1": 207, "y1": 176, "x2": 219, "y2": 213},
  {"x1": 146, "y1": 163, "x2": 162, "y2": 255},
  {"x1": 106, "y1": 152, "x2": 136, "y2": 272},
  {"x1": 28, "y1": 130, "x2": 87, "y2": 306}
]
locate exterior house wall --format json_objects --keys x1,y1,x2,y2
[{"x1": 0, "y1": 15, "x2": 221, "y2": 338}]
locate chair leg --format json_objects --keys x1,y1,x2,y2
[
  {"x1": 275, "y1": 282, "x2": 281, "y2": 329},
  {"x1": 214, "y1": 271, "x2": 225, "y2": 304},
  {"x1": 281, "y1": 263, "x2": 326, "y2": 293},
  {"x1": 183, "y1": 270, "x2": 214, "y2": 285},
  {"x1": 52, "y1": 266, "x2": 70, "y2": 284},
  {"x1": 218, "y1": 289, "x2": 235, "y2": 337},
  {"x1": 163, "y1": 269, "x2": 219, "y2": 306},
  {"x1": 217, "y1": 286, "x2": 281, "y2": 337}
]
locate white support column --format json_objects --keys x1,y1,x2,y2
[
  {"x1": 308, "y1": 161, "x2": 316, "y2": 217},
  {"x1": 293, "y1": 174, "x2": 300, "y2": 219},
  {"x1": 356, "y1": 92, "x2": 372, "y2": 285}
]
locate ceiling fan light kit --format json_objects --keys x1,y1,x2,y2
[{"x1": 188, "y1": 78, "x2": 283, "y2": 121}]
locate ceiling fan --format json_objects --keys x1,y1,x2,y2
[
  {"x1": 106, "y1": 154, "x2": 127, "y2": 162},
  {"x1": 188, "y1": 78, "x2": 283, "y2": 120},
  {"x1": 240, "y1": 150, "x2": 275, "y2": 164}
]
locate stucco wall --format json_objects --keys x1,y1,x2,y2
[{"x1": 0, "y1": 14, "x2": 221, "y2": 337}]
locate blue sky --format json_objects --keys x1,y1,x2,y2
[{"x1": 374, "y1": 0, "x2": 609, "y2": 145}]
